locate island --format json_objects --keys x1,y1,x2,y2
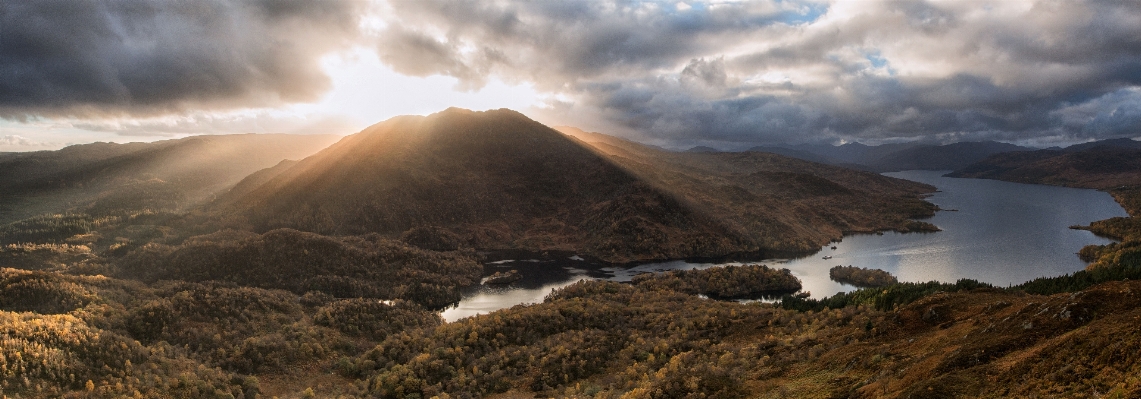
[
  {"x1": 829, "y1": 265, "x2": 899, "y2": 288},
  {"x1": 484, "y1": 270, "x2": 522, "y2": 285}
]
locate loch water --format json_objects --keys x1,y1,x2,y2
[{"x1": 441, "y1": 171, "x2": 1128, "y2": 322}]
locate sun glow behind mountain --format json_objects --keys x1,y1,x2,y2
[
  {"x1": 293, "y1": 48, "x2": 543, "y2": 132},
  {"x1": 0, "y1": 48, "x2": 543, "y2": 151}
]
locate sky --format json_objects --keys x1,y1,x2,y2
[{"x1": 2, "y1": 0, "x2": 1140, "y2": 152}]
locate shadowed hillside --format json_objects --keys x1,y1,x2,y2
[
  {"x1": 947, "y1": 146, "x2": 1141, "y2": 189},
  {"x1": 866, "y1": 141, "x2": 1030, "y2": 172},
  {"x1": 559, "y1": 126, "x2": 939, "y2": 255},
  {"x1": 219, "y1": 109, "x2": 936, "y2": 262},
  {"x1": 220, "y1": 108, "x2": 753, "y2": 263},
  {"x1": 0, "y1": 134, "x2": 339, "y2": 225},
  {"x1": 746, "y1": 141, "x2": 1032, "y2": 172}
]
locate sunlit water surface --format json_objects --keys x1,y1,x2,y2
[{"x1": 441, "y1": 171, "x2": 1127, "y2": 322}]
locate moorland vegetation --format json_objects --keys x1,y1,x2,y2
[{"x1": 1, "y1": 109, "x2": 1139, "y2": 397}]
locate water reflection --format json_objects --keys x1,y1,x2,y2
[
  {"x1": 440, "y1": 259, "x2": 595, "y2": 321},
  {"x1": 443, "y1": 171, "x2": 1128, "y2": 322}
]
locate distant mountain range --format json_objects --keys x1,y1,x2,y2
[
  {"x1": 687, "y1": 136, "x2": 1141, "y2": 176},
  {"x1": 1057, "y1": 137, "x2": 1141, "y2": 153},
  {"x1": 745, "y1": 141, "x2": 1035, "y2": 172}
]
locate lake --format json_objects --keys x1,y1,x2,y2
[{"x1": 441, "y1": 171, "x2": 1128, "y2": 322}]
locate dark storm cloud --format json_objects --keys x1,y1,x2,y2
[
  {"x1": 0, "y1": 0, "x2": 364, "y2": 119},
  {"x1": 377, "y1": 0, "x2": 1141, "y2": 146}
]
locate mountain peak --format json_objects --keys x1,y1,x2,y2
[
  {"x1": 221, "y1": 109, "x2": 747, "y2": 262},
  {"x1": 218, "y1": 109, "x2": 937, "y2": 262}
]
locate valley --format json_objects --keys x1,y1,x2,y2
[{"x1": 0, "y1": 108, "x2": 1139, "y2": 398}]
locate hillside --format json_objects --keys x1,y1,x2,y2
[
  {"x1": 219, "y1": 109, "x2": 936, "y2": 263},
  {"x1": 749, "y1": 141, "x2": 1032, "y2": 172},
  {"x1": 947, "y1": 146, "x2": 1141, "y2": 190},
  {"x1": 789, "y1": 141, "x2": 921, "y2": 166},
  {"x1": 220, "y1": 109, "x2": 750, "y2": 263},
  {"x1": 1061, "y1": 137, "x2": 1141, "y2": 153},
  {"x1": 866, "y1": 141, "x2": 1030, "y2": 172},
  {"x1": 559, "y1": 126, "x2": 939, "y2": 256},
  {"x1": 745, "y1": 145, "x2": 837, "y2": 166},
  {"x1": 114, "y1": 228, "x2": 482, "y2": 309},
  {"x1": 0, "y1": 134, "x2": 339, "y2": 225}
]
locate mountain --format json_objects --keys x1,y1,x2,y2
[
  {"x1": 1062, "y1": 137, "x2": 1141, "y2": 153},
  {"x1": 220, "y1": 108, "x2": 749, "y2": 262},
  {"x1": 866, "y1": 141, "x2": 1032, "y2": 171},
  {"x1": 791, "y1": 142, "x2": 921, "y2": 166},
  {"x1": 559, "y1": 127, "x2": 939, "y2": 254},
  {"x1": 764, "y1": 141, "x2": 1034, "y2": 172},
  {"x1": 684, "y1": 146, "x2": 721, "y2": 153},
  {"x1": 0, "y1": 134, "x2": 339, "y2": 225},
  {"x1": 745, "y1": 145, "x2": 837, "y2": 165},
  {"x1": 219, "y1": 108, "x2": 937, "y2": 263},
  {"x1": 947, "y1": 146, "x2": 1141, "y2": 189}
]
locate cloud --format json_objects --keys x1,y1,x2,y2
[
  {"x1": 376, "y1": 0, "x2": 1141, "y2": 146},
  {"x1": 0, "y1": 0, "x2": 366, "y2": 119},
  {"x1": 5, "y1": 0, "x2": 1140, "y2": 147},
  {"x1": 0, "y1": 135, "x2": 41, "y2": 147},
  {"x1": 65, "y1": 110, "x2": 361, "y2": 138}
]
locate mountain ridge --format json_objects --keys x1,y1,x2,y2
[
  {"x1": 747, "y1": 140, "x2": 1034, "y2": 172},
  {"x1": 0, "y1": 133, "x2": 340, "y2": 225},
  {"x1": 948, "y1": 146, "x2": 1141, "y2": 189}
]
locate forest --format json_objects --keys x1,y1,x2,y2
[
  {"x1": 828, "y1": 266, "x2": 898, "y2": 288},
  {"x1": 3, "y1": 224, "x2": 1141, "y2": 398}
]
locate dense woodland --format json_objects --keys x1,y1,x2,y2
[
  {"x1": 828, "y1": 265, "x2": 898, "y2": 288},
  {"x1": 5, "y1": 251, "x2": 1141, "y2": 398},
  {"x1": 114, "y1": 229, "x2": 482, "y2": 309},
  {"x1": 631, "y1": 264, "x2": 801, "y2": 299},
  {"x1": 1, "y1": 111, "x2": 1140, "y2": 397}
]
